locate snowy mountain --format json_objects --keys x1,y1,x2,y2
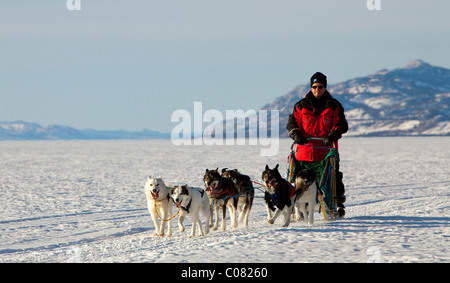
[
  {"x1": 0, "y1": 121, "x2": 170, "y2": 140},
  {"x1": 3, "y1": 60, "x2": 450, "y2": 140},
  {"x1": 262, "y1": 60, "x2": 450, "y2": 137}
]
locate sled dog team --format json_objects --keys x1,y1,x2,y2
[{"x1": 145, "y1": 165, "x2": 318, "y2": 237}]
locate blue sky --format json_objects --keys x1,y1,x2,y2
[{"x1": 1, "y1": 0, "x2": 449, "y2": 132}]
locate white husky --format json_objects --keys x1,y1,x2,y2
[
  {"x1": 144, "y1": 176, "x2": 173, "y2": 236},
  {"x1": 171, "y1": 185, "x2": 210, "y2": 237},
  {"x1": 294, "y1": 169, "x2": 318, "y2": 225}
]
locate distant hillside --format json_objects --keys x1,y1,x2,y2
[
  {"x1": 3, "y1": 60, "x2": 450, "y2": 140},
  {"x1": 262, "y1": 59, "x2": 450, "y2": 137},
  {"x1": 0, "y1": 121, "x2": 170, "y2": 140}
]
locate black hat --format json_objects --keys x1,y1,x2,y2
[{"x1": 310, "y1": 72, "x2": 327, "y2": 88}]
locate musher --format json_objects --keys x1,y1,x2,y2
[{"x1": 286, "y1": 72, "x2": 348, "y2": 216}]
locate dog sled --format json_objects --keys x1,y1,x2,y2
[{"x1": 286, "y1": 138, "x2": 340, "y2": 221}]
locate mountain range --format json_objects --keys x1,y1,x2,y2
[
  {"x1": 262, "y1": 59, "x2": 450, "y2": 137},
  {"x1": 0, "y1": 121, "x2": 170, "y2": 141},
  {"x1": 2, "y1": 59, "x2": 449, "y2": 140}
]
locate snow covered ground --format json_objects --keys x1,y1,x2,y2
[{"x1": 0, "y1": 137, "x2": 449, "y2": 263}]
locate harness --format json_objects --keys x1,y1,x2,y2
[
  {"x1": 209, "y1": 176, "x2": 232, "y2": 198},
  {"x1": 180, "y1": 198, "x2": 192, "y2": 213},
  {"x1": 268, "y1": 181, "x2": 296, "y2": 205},
  {"x1": 288, "y1": 182, "x2": 296, "y2": 198},
  {"x1": 153, "y1": 195, "x2": 170, "y2": 202},
  {"x1": 153, "y1": 189, "x2": 179, "y2": 222},
  {"x1": 180, "y1": 188, "x2": 205, "y2": 213}
]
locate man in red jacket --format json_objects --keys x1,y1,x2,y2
[{"x1": 286, "y1": 72, "x2": 348, "y2": 216}]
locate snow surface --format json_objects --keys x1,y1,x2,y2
[{"x1": 0, "y1": 138, "x2": 449, "y2": 263}]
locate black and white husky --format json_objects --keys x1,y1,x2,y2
[
  {"x1": 221, "y1": 168, "x2": 254, "y2": 228},
  {"x1": 144, "y1": 176, "x2": 173, "y2": 236},
  {"x1": 294, "y1": 169, "x2": 318, "y2": 225},
  {"x1": 203, "y1": 168, "x2": 239, "y2": 231},
  {"x1": 171, "y1": 185, "x2": 210, "y2": 237},
  {"x1": 262, "y1": 164, "x2": 296, "y2": 227}
]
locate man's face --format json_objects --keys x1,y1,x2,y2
[{"x1": 311, "y1": 83, "x2": 326, "y2": 99}]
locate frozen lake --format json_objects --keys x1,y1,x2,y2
[{"x1": 0, "y1": 137, "x2": 449, "y2": 262}]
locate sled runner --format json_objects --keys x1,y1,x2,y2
[{"x1": 287, "y1": 138, "x2": 340, "y2": 221}]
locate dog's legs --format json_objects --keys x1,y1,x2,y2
[
  {"x1": 178, "y1": 212, "x2": 186, "y2": 233},
  {"x1": 212, "y1": 202, "x2": 220, "y2": 231},
  {"x1": 202, "y1": 207, "x2": 210, "y2": 235},
  {"x1": 231, "y1": 206, "x2": 237, "y2": 228},
  {"x1": 148, "y1": 201, "x2": 162, "y2": 236},
  {"x1": 306, "y1": 202, "x2": 314, "y2": 225},
  {"x1": 307, "y1": 189, "x2": 317, "y2": 225},
  {"x1": 268, "y1": 208, "x2": 282, "y2": 225},
  {"x1": 282, "y1": 205, "x2": 293, "y2": 227},
  {"x1": 300, "y1": 202, "x2": 314, "y2": 224},
  {"x1": 237, "y1": 196, "x2": 246, "y2": 222},
  {"x1": 266, "y1": 205, "x2": 273, "y2": 221},
  {"x1": 293, "y1": 202, "x2": 302, "y2": 221},
  {"x1": 221, "y1": 204, "x2": 227, "y2": 231},
  {"x1": 197, "y1": 219, "x2": 205, "y2": 237},
  {"x1": 303, "y1": 203, "x2": 311, "y2": 225},
  {"x1": 196, "y1": 210, "x2": 205, "y2": 237},
  {"x1": 237, "y1": 197, "x2": 245, "y2": 223},
  {"x1": 190, "y1": 211, "x2": 199, "y2": 238},
  {"x1": 160, "y1": 206, "x2": 167, "y2": 236},
  {"x1": 166, "y1": 202, "x2": 173, "y2": 236},
  {"x1": 299, "y1": 202, "x2": 307, "y2": 223},
  {"x1": 189, "y1": 215, "x2": 196, "y2": 238},
  {"x1": 228, "y1": 201, "x2": 238, "y2": 229},
  {"x1": 241, "y1": 197, "x2": 252, "y2": 228},
  {"x1": 208, "y1": 200, "x2": 214, "y2": 227}
]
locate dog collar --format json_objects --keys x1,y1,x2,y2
[
  {"x1": 154, "y1": 195, "x2": 169, "y2": 202},
  {"x1": 210, "y1": 177, "x2": 224, "y2": 196},
  {"x1": 215, "y1": 177, "x2": 223, "y2": 191}
]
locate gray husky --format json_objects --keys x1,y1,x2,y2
[{"x1": 221, "y1": 168, "x2": 254, "y2": 228}]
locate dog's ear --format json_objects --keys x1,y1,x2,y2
[
  {"x1": 233, "y1": 169, "x2": 238, "y2": 173},
  {"x1": 182, "y1": 185, "x2": 189, "y2": 195},
  {"x1": 265, "y1": 164, "x2": 269, "y2": 171},
  {"x1": 205, "y1": 169, "x2": 209, "y2": 173},
  {"x1": 148, "y1": 176, "x2": 152, "y2": 180},
  {"x1": 215, "y1": 167, "x2": 219, "y2": 172},
  {"x1": 275, "y1": 164, "x2": 279, "y2": 170},
  {"x1": 222, "y1": 168, "x2": 227, "y2": 173}
]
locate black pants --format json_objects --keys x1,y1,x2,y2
[{"x1": 335, "y1": 171, "x2": 346, "y2": 207}]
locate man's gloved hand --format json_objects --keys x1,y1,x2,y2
[
  {"x1": 289, "y1": 129, "x2": 307, "y2": 145},
  {"x1": 322, "y1": 131, "x2": 338, "y2": 146}
]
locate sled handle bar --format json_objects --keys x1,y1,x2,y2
[{"x1": 306, "y1": 137, "x2": 339, "y2": 151}]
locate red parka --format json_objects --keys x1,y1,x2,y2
[{"x1": 286, "y1": 91, "x2": 348, "y2": 162}]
